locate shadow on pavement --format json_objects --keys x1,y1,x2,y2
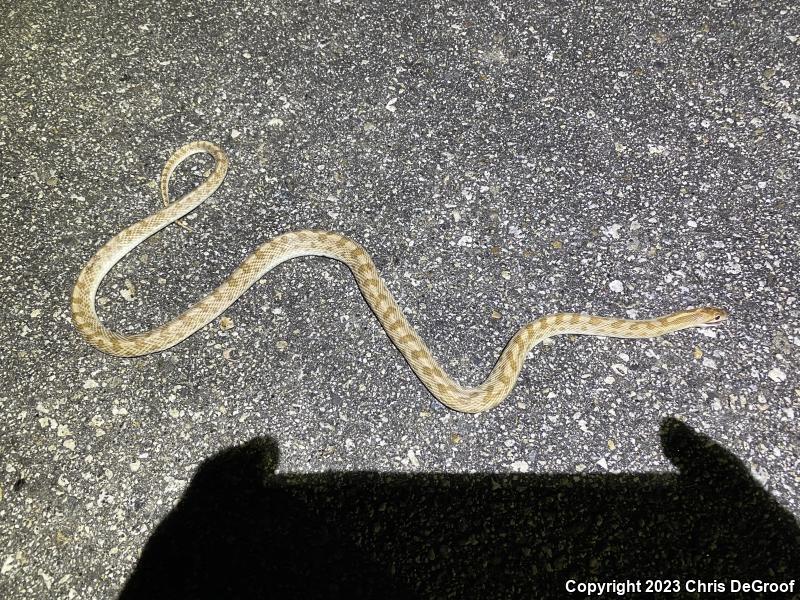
[{"x1": 119, "y1": 417, "x2": 800, "y2": 599}]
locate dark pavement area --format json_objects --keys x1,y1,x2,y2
[{"x1": 1, "y1": 1, "x2": 798, "y2": 597}]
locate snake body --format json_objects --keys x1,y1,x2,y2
[{"x1": 71, "y1": 142, "x2": 728, "y2": 413}]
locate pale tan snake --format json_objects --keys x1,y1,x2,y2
[{"x1": 71, "y1": 141, "x2": 728, "y2": 413}]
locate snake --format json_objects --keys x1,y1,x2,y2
[{"x1": 71, "y1": 141, "x2": 729, "y2": 413}]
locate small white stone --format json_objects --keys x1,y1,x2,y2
[
  {"x1": 231, "y1": 129, "x2": 241, "y2": 139},
  {"x1": 456, "y1": 235, "x2": 473, "y2": 247},
  {"x1": 687, "y1": 219, "x2": 698, "y2": 228},
  {"x1": 130, "y1": 461, "x2": 141, "y2": 472},
  {"x1": 39, "y1": 570, "x2": 54, "y2": 590},
  {"x1": 604, "y1": 375, "x2": 615, "y2": 384},
  {"x1": 609, "y1": 280, "x2": 624, "y2": 293},
  {"x1": 768, "y1": 367, "x2": 787, "y2": 382},
  {"x1": 83, "y1": 378, "x2": 99, "y2": 389},
  {"x1": 702, "y1": 357, "x2": 717, "y2": 369},
  {"x1": 385, "y1": 97, "x2": 397, "y2": 112},
  {"x1": 510, "y1": 460, "x2": 529, "y2": 473},
  {"x1": 407, "y1": 449, "x2": 419, "y2": 467},
  {"x1": 750, "y1": 463, "x2": 770, "y2": 485},
  {"x1": 596, "y1": 457, "x2": 608, "y2": 470},
  {"x1": 120, "y1": 279, "x2": 136, "y2": 302},
  {"x1": 602, "y1": 223, "x2": 622, "y2": 239},
  {"x1": 1, "y1": 555, "x2": 17, "y2": 575}
]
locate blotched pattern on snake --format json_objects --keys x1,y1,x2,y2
[{"x1": 71, "y1": 142, "x2": 728, "y2": 413}]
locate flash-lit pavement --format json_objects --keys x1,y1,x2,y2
[{"x1": 1, "y1": 1, "x2": 798, "y2": 597}]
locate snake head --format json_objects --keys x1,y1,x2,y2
[{"x1": 696, "y1": 306, "x2": 729, "y2": 327}]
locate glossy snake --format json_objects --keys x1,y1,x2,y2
[{"x1": 72, "y1": 142, "x2": 728, "y2": 412}]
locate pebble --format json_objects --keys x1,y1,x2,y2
[
  {"x1": 609, "y1": 280, "x2": 624, "y2": 293},
  {"x1": 120, "y1": 279, "x2": 136, "y2": 302},
  {"x1": 602, "y1": 224, "x2": 622, "y2": 239},
  {"x1": 457, "y1": 235, "x2": 473, "y2": 246},
  {"x1": 768, "y1": 367, "x2": 786, "y2": 382},
  {"x1": 509, "y1": 460, "x2": 530, "y2": 473},
  {"x1": 611, "y1": 363, "x2": 628, "y2": 376}
]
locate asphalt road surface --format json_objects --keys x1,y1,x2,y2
[{"x1": 1, "y1": 1, "x2": 798, "y2": 597}]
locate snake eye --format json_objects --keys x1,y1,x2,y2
[{"x1": 699, "y1": 308, "x2": 728, "y2": 327}]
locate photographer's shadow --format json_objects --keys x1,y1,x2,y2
[{"x1": 119, "y1": 418, "x2": 799, "y2": 599}]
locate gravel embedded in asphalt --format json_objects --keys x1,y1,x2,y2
[{"x1": 0, "y1": 1, "x2": 798, "y2": 597}]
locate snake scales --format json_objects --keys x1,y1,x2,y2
[{"x1": 72, "y1": 141, "x2": 728, "y2": 413}]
